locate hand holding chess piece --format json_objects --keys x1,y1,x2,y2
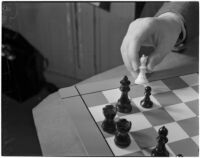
[
  {"x1": 135, "y1": 54, "x2": 148, "y2": 85},
  {"x1": 121, "y1": 16, "x2": 182, "y2": 78}
]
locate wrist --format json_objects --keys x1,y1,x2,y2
[{"x1": 157, "y1": 12, "x2": 186, "y2": 46}]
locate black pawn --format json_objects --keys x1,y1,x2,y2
[
  {"x1": 151, "y1": 126, "x2": 169, "y2": 157},
  {"x1": 101, "y1": 105, "x2": 117, "y2": 134},
  {"x1": 116, "y1": 76, "x2": 132, "y2": 113},
  {"x1": 140, "y1": 86, "x2": 153, "y2": 108},
  {"x1": 114, "y1": 118, "x2": 132, "y2": 148}
]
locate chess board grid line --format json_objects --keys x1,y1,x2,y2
[
  {"x1": 59, "y1": 93, "x2": 81, "y2": 100},
  {"x1": 74, "y1": 86, "x2": 115, "y2": 156},
  {"x1": 76, "y1": 72, "x2": 198, "y2": 96}
]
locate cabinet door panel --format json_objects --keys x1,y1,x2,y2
[
  {"x1": 15, "y1": 3, "x2": 76, "y2": 77},
  {"x1": 76, "y1": 2, "x2": 135, "y2": 76},
  {"x1": 95, "y1": 3, "x2": 136, "y2": 73},
  {"x1": 74, "y1": 3, "x2": 95, "y2": 79}
]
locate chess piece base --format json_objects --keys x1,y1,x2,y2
[
  {"x1": 134, "y1": 76, "x2": 148, "y2": 84},
  {"x1": 101, "y1": 120, "x2": 116, "y2": 134},
  {"x1": 140, "y1": 99, "x2": 153, "y2": 108},
  {"x1": 151, "y1": 148, "x2": 169, "y2": 157},
  {"x1": 116, "y1": 101, "x2": 132, "y2": 113},
  {"x1": 114, "y1": 134, "x2": 131, "y2": 148},
  {"x1": 134, "y1": 66, "x2": 148, "y2": 85}
]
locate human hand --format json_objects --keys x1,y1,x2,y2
[{"x1": 121, "y1": 13, "x2": 182, "y2": 77}]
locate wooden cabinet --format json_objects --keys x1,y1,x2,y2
[
  {"x1": 67, "y1": 2, "x2": 136, "y2": 77},
  {"x1": 93, "y1": 3, "x2": 136, "y2": 73}
]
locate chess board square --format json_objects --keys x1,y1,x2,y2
[
  {"x1": 106, "y1": 135, "x2": 140, "y2": 156},
  {"x1": 178, "y1": 117, "x2": 199, "y2": 137},
  {"x1": 191, "y1": 135, "x2": 199, "y2": 146},
  {"x1": 168, "y1": 138, "x2": 199, "y2": 157},
  {"x1": 102, "y1": 88, "x2": 121, "y2": 103},
  {"x1": 165, "y1": 145, "x2": 177, "y2": 157},
  {"x1": 130, "y1": 127, "x2": 157, "y2": 148},
  {"x1": 129, "y1": 84, "x2": 145, "y2": 98},
  {"x1": 173, "y1": 87, "x2": 198, "y2": 102},
  {"x1": 82, "y1": 92, "x2": 108, "y2": 107},
  {"x1": 132, "y1": 95, "x2": 161, "y2": 112},
  {"x1": 180, "y1": 73, "x2": 199, "y2": 86},
  {"x1": 143, "y1": 108, "x2": 174, "y2": 126},
  {"x1": 192, "y1": 85, "x2": 199, "y2": 93},
  {"x1": 162, "y1": 76, "x2": 188, "y2": 90},
  {"x1": 153, "y1": 91, "x2": 182, "y2": 107},
  {"x1": 96, "y1": 121, "x2": 114, "y2": 138},
  {"x1": 185, "y1": 99, "x2": 199, "y2": 115},
  {"x1": 120, "y1": 113, "x2": 152, "y2": 132},
  {"x1": 164, "y1": 103, "x2": 196, "y2": 121},
  {"x1": 145, "y1": 80, "x2": 170, "y2": 94},
  {"x1": 154, "y1": 122, "x2": 189, "y2": 143},
  {"x1": 89, "y1": 104, "x2": 118, "y2": 122}
]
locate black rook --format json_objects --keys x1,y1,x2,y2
[{"x1": 101, "y1": 104, "x2": 117, "y2": 134}]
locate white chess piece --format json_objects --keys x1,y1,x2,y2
[{"x1": 134, "y1": 54, "x2": 148, "y2": 84}]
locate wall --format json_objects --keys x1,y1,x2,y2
[{"x1": 2, "y1": 2, "x2": 135, "y2": 88}]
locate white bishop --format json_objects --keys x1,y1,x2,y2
[{"x1": 134, "y1": 54, "x2": 148, "y2": 84}]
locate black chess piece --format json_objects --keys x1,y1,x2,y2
[
  {"x1": 176, "y1": 154, "x2": 183, "y2": 157},
  {"x1": 140, "y1": 86, "x2": 153, "y2": 108},
  {"x1": 114, "y1": 118, "x2": 132, "y2": 148},
  {"x1": 101, "y1": 104, "x2": 117, "y2": 134},
  {"x1": 151, "y1": 126, "x2": 169, "y2": 157},
  {"x1": 116, "y1": 76, "x2": 132, "y2": 113}
]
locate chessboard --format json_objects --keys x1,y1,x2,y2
[{"x1": 58, "y1": 72, "x2": 199, "y2": 157}]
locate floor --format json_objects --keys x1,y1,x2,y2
[{"x1": 2, "y1": 87, "x2": 53, "y2": 156}]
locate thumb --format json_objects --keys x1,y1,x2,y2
[{"x1": 147, "y1": 44, "x2": 169, "y2": 71}]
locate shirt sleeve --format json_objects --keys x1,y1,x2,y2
[{"x1": 155, "y1": 2, "x2": 199, "y2": 44}]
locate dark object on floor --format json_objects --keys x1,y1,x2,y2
[
  {"x1": 2, "y1": 94, "x2": 41, "y2": 156},
  {"x1": 2, "y1": 27, "x2": 58, "y2": 102},
  {"x1": 2, "y1": 27, "x2": 58, "y2": 156},
  {"x1": 2, "y1": 85, "x2": 56, "y2": 156}
]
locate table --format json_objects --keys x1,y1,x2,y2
[{"x1": 32, "y1": 51, "x2": 198, "y2": 156}]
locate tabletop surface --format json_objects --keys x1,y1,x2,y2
[{"x1": 32, "y1": 50, "x2": 199, "y2": 156}]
